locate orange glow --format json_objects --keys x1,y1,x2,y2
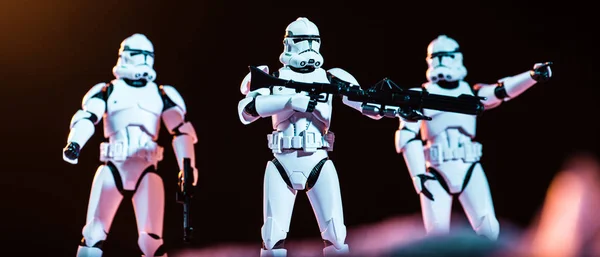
[{"x1": 527, "y1": 153, "x2": 600, "y2": 257}]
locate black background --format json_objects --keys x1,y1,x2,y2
[{"x1": 0, "y1": 0, "x2": 596, "y2": 256}]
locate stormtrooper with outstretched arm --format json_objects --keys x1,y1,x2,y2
[
  {"x1": 343, "y1": 35, "x2": 552, "y2": 240},
  {"x1": 237, "y1": 17, "x2": 356, "y2": 257},
  {"x1": 62, "y1": 33, "x2": 198, "y2": 257}
]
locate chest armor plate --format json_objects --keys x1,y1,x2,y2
[{"x1": 103, "y1": 79, "x2": 164, "y2": 138}]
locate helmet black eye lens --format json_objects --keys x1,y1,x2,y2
[{"x1": 291, "y1": 37, "x2": 320, "y2": 44}]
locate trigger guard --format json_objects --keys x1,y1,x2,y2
[
  {"x1": 317, "y1": 94, "x2": 329, "y2": 103},
  {"x1": 311, "y1": 93, "x2": 329, "y2": 103}
]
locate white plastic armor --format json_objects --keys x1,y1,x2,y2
[
  {"x1": 113, "y1": 33, "x2": 157, "y2": 82},
  {"x1": 279, "y1": 18, "x2": 324, "y2": 72},
  {"x1": 63, "y1": 33, "x2": 198, "y2": 257},
  {"x1": 238, "y1": 17, "x2": 349, "y2": 257},
  {"x1": 425, "y1": 35, "x2": 467, "y2": 83},
  {"x1": 343, "y1": 35, "x2": 552, "y2": 240}
]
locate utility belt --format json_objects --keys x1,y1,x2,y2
[
  {"x1": 424, "y1": 141, "x2": 482, "y2": 166},
  {"x1": 99, "y1": 141, "x2": 164, "y2": 163},
  {"x1": 267, "y1": 131, "x2": 334, "y2": 153}
]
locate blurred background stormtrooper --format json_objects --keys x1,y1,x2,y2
[
  {"x1": 343, "y1": 35, "x2": 552, "y2": 240},
  {"x1": 63, "y1": 33, "x2": 198, "y2": 257},
  {"x1": 237, "y1": 17, "x2": 355, "y2": 257}
]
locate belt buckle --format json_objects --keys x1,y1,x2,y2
[
  {"x1": 302, "y1": 131, "x2": 320, "y2": 152},
  {"x1": 428, "y1": 144, "x2": 443, "y2": 165},
  {"x1": 268, "y1": 132, "x2": 282, "y2": 153},
  {"x1": 111, "y1": 141, "x2": 127, "y2": 161},
  {"x1": 99, "y1": 143, "x2": 109, "y2": 162},
  {"x1": 463, "y1": 143, "x2": 473, "y2": 162}
]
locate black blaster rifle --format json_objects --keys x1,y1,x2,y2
[
  {"x1": 248, "y1": 66, "x2": 486, "y2": 119},
  {"x1": 176, "y1": 157, "x2": 194, "y2": 243},
  {"x1": 343, "y1": 78, "x2": 486, "y2": 119}
]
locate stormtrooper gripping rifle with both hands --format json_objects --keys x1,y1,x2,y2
[
  {"x1": 237, "y1": 17, "x2": 356, "y2": 257},
  {"x1": 63, "y1": 33, "x2": 198, "y2": 257}
]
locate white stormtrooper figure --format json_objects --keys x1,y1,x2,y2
[
  {"x1": 343, "y1": 35, "x2": 552, "y2": 240},
  {"x1": 237, "y1": 17, "x2": 352, "y2": 257},
  {"x1": 63, "y1": 33, "x2": 198, "y2": 257}
]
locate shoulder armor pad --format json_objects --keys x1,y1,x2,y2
[
  {"x1": 327, "y1": 68, "x2": 359, "y2": 85},
  {"x1": 161, "y1": 85, "x2": 187, "y2": 113},
  {"x1": 241, "y1": 65, "x2": 269, "y2": 95},
  {"x1": 81, "y1": 83, "x2": 107, "y2": 108}
]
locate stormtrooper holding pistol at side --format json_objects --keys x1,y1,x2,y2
[
  {"x1": 343, "y1": 35, "x2": 552, "y2": 240},
  {"x1": 63, "y1": 33, "x2": 198, "y2": 257}
]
